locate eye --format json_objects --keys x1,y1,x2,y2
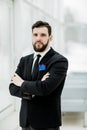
[
  {"x1": 41, "y1": 33, "x2": 46, "y2": 37},
  {"x1": 33, "y1": 33, "x2": 38, "y2": 36}
]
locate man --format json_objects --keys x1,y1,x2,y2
[{"x1": 9, "y1": 21, "x2": 68, "y2": 130}]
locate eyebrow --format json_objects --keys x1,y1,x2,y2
[{"x1": 33, "y1": 33, "x2": 47, "y2": 36}]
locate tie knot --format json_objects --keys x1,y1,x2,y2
[
  {"x1": 36, "y1": 54, "x2": 41, "y2": 61},
  {"x1": 37, "y1": 54, "x2": 41, "y2": 58},
  {"x1": 35, "y1": 54, "x2": 41, "y2": 64}
]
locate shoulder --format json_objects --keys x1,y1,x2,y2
[
  {"x1": 22, "y1": 53, "x2": 33, "y2": 59},
  {"x1": 52, "y1": 49, "x2": 68, "y2": 63},
  {"x1": 20, "y1": 53, "x2": 33, "y2": 61},
  {"x1": 48, "y1": 49, "x2": 68, "y2": 70},
  {"x1": 50, "y1": 48, "x2": 67, "y2": 61},
  {"x1": 51, "y1": 52, "x2": 68, "y2": 72},
  {"x1": 46, "y1": 50, "x2": 68, "y2": 72},
  {"x1": 17, "y1": 54, "x2": 34, "y2": 67}
]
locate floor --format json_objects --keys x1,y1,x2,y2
[
  {"x1": 61, "y1": 112, "x2": 87, "y2": 130},
  {"x1": 0, "y1": 111, "x2": 87, "y2": 130}
]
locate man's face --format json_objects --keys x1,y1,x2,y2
[{"x1": 32, "y1": 27, "x2": 52, "y2": 52}]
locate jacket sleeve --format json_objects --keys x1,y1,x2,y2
[
  {"x1": 9, "y1": 57, "x2": 24, "y2": 98},
  {"x1": 20, "y1": 57, "x2": 68, "y2": 96}
]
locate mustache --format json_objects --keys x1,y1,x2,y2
[{"x1": 35, "y1": 41, "x2": 43, "y2": 44}]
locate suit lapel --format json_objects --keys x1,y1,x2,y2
[
  {"x1": 37, "y1": 48, "x2": 55, "y2": 79},
  {"x1": 39, "y1": 48, "x2": 55, "y2": 65},
  {"x1": 26, "y1": 54, "x2": 33, "y2": 80}
]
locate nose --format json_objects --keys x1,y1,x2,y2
[{"x1": 36, "y1": 35, "x2": 41, "y2": 41}]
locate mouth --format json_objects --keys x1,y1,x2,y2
[
  {"x1": 36, "y1": 41, "x2": 42, "y2": 44},
  {"x1": 35, "y1": 41, "x2": 43, "y2": 46}
]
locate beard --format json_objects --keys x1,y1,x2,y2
[{"x1": 33, "y1": 40, "x2": 49, "y2": 52}]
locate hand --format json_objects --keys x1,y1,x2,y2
[
  {"x1": 41, "y1": 72, "x2": 50, "y2": 81},
  {"x1": 10, "y1": 73, "x2": 24, "y2": 87}
]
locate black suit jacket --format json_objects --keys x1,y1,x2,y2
[{"x1": 9, "y1": 48, "x2": 68, "y2": 128}]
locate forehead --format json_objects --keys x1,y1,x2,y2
[{"x1": 32, "y1": 27, "x2": 48, "y2": 34}]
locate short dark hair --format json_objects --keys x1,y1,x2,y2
[{"x1": 32, "y1": 21, "x2": 52, "y2": 36}]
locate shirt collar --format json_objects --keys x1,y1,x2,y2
[{"x1": 33, "y1": 47, "x2": 51, "y2": 59}]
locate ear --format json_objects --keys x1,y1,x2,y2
[{"x1": 49, "y1": 35, "x2": 53, "y2": 41}]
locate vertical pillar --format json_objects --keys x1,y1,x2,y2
[{"x1": 84, "y1": 112, "x2": 87, "y2": 127}]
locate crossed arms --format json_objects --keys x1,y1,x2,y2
[
  {"x1": 9, "y1": 57, "x2": 68, "y2": 98},
  {"x1": 10, "y1": 72, "x2": 50, "y2": 99},
  {"x1": 10, "y1": 72, "x2": 50, "y2": 86}
]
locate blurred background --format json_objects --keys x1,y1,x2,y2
[{"x1": 0, "y1": 0, "x2": 87, "y2": 130}]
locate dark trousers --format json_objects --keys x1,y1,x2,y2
[{"x1": 22, "y1": 126, "x2": 60, "y2": 130}]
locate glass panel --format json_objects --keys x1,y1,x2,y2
[
  {"x1": 63, "y1": 0, "x2": 87, "y2": 72},
  {"x1": 14, "y1": 0, "x2": 62, "y2": 64},
  {"x1": 0, "y1": 1, "x2": 13, "y2": 114}
]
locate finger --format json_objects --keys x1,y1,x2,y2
[
  {"x1": 15, "y1": 73, "x2": 20, "y2": 78},
  {"x1": 14, "y1": 73, "x2": 19, "y2": 77},
  {"x1": 41, "y1": 75, "x2": 49, "y2": 81},
  {"x1": 11, "y1": 76, "x2": 14, "y2": 81},
  {"x1": 10, "y1": 80, "x2": 13, "y2": 84},
  {"x1": 43, "y1": 74, "x2": 49, "y2": 79},
  {"x1": 14, "y1": 73, "x2": 17, "y2": 76},
  {"x1": 45, "y1": 75, "x2": 49, "y2": 78},
  {"x1": 46, "y1": 72, "x2": 50, "y2": 75}
]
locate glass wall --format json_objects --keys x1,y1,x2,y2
[
  {"x1": 14, "y1": 0, "x2": 62, "y2": 65},
  {"x1": 0, "y1": 0, "x2": 14, "y2": 118},
  {"x1": 63, "y1": 0, "x2": 87, "y2": 72}
]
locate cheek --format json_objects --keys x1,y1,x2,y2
[
  {"x1": 32, "y1": 38, "x2": 36, "y2": 43},
  {"x1": 42, "y1": 37, "x2": 48, "y2": 42},
  {"x1": 43, "y1": 38, "x2": 49, "y2": 44}
]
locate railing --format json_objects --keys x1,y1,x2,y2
[{"x1": 61, "y1": 72, "x2": 87, "y2": 127}]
